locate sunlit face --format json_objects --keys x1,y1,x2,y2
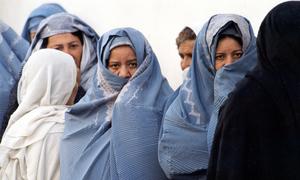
[
  {"x1": 178, "y1": 40, "x2": 195, "y2": 71},
  {"x1": 108, "y1": 45, "x2": 137, "y2": 78},
  {"x1": 66, "y1": 67, "x2": 80, "y2": 105},
  {"x1": 215, "y1": 37, "x2": 243, "y2": 71},
  {"x1": 30, "y1": 32, "x2": 36, "y2": 43},
  {"x1": 47, "y1": 33, "x2": 83, "y2": 68},
  {"x1": 66, "y1": 82, "x2": 78, "y2": 105}
]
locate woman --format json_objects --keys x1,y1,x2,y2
[
  {"x1": 0, "y1": 49, "x2": 77, "y2": 180},
  {"x1": 158, "y1": 14, "x2": 257, "y2": 179},
  {"x1": 21, "y1": 3, "x2": 66, "y2": 43},
  {"x1": 207, "y1": 2, "x2": 300, "y2": 180},
  {"x1": 2, "y1": 12, "x2": 99, "y2": 140},
  {"x1": 0, "y1": 21, "x2": 29, "y2": 139},
  {"x1": 60, "y1": 27, "x2": 173, "y2": 180},
  {"x1": 28, "y1": 12, "x2": 99, "y2": 91}
]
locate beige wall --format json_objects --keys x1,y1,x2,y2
[{"x1": 0, "y1": 0, "x2": 286, "y2": 89}]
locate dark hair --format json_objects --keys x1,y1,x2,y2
[
  {"x1": 41, "y1": 31, "x2": 84, "y2": 48},
  {"x1": 176, "y1": 27, "x2": 197, "y2": 49},
  {"x1": 217, "y1": 34, "x2": 243, "y2": 48},
  {"x1": 72, "y1": 31, "x2": 84, "y2": 45}
]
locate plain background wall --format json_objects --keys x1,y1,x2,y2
[{"x1": 0, "y1": 0, "x2": 287, "y2": 89}]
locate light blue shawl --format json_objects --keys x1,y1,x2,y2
[
  {"x1": 60, "y1": 27, "x2": 173, "y2": 180},
  {"x1": 158, "y1": 14, "x2": 257, "y2": 179},
  {"x1": 21, "y1": 3, "x2": 66, "y2": 42},
  {"x1": 26, "y1": 12, "x2": 99, "y2": 91},
  {"x1": 0, "y1": 21, "x2": 29, "y2": 131}
]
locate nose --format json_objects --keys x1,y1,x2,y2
[
  {"x1": 224, "y1": 56, "x2": 234, "y2": 66},
  {"x1": 118, "y1": 66, "x2": 131, "y2": 78},
  {"x1": 61, "y1": 48, "x2": 80, "y2": 68},
  {"x1": 61, "y1": 47, "x2": 70, "y2": 55}
]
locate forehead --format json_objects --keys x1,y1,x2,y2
[
  {"x1": 216, "y1": 37, "x2": 242, "y2": 51},
  {"x1": 179, "y1": 40, "x2": 195, "y2": 51},
  {"x1": 109, "y1": 45, "x2": 136, "y2": 63},
  {"x1": 47, "y1": 32, "x2": 80, "y2": 44},
  {"x1": 110, "y1": 45, "x2": 135, "y2": 55}
]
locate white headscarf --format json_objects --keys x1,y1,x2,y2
[
  {"x1": 0, "y1": 49, "x2": 77, "y2": 180},
  {"x1": 2, "y1": 48, "x2": 77, "y2": 148}
]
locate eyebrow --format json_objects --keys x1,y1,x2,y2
[
  {"x1": 127, "y1": 59, "x2": 137, "y2": 62},
  {"x1": 108, "y1": 60, "x2": 120, "y2": 64},
  {"x1": 216, "y1": 49, "x2": 243, "y2": 54},
  {"x1": 233, "y1": 49, "x2": 243, "y2": 52},
  {"x1": 69, "y1": 40, "x2": 81, "y2": 44},
  {"x1": 109, "y1": 58, "x2": 137, "y2": 63},
  {"x1": 49, "y1": 41, "x2": 80, "y2": 46}
]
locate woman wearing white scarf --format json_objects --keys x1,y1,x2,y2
[{"x1": 0, "y1": 49, "x2": 77, "y2": 180}]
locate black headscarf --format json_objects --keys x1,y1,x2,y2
[
  {"x1": 207, "y1": 1, "x2": 300, "y2": 180},
  {"x1": 255, "y1": 1, "x2": 300, "y2": 124}
]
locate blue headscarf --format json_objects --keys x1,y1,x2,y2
[
  {"x1": 158, "y1": 14, "x2": 257, "y2": 179},
  {"x1": 21, "y1": 3, "x2": 66, "y2": 42},
  {"x1": 26, "y1": 12, "x2": 99, "y2": 91},
  {"x1": 0, "y1": 21, "x2": 29, "y2": 134},
  {"x1": 60, "y1": 27, "x2": 173, "y2": 180}
]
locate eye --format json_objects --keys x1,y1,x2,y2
[
  {"x1": 128, "y1": 62, "x2": 137, "y2": 69},
  {"x1": 51, "y1": 45, "x2": 63, "y2": 51},
  {"x1": 179, "y1": 53, "x2": 184, "y2": 59},
  {"x1": 233, "y1": 51, "x2": 243, "y2": 59},
  {"x1": 215, "y1": 54, "x2": 225, "y2": 61},
  {"x1": 187, "y1": 53, "x2": 193, "y2": 58},
  {"x1": 108, "y1": 63, "x2": 120, "y2": 70},
  {"x1": 69, "y1": 43, "x2": 80, "y2": 49}
]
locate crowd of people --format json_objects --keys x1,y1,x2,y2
[{"x1": 0, "y1": 1, "x2": 299, "y2": 180}]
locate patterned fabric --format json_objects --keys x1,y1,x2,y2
[
  {"x1": 60, "y1": 27, "x2": 173, "y2": 180},
  {"x1": 0, "y1": 21, "x2": 29, "y2": 132},
  {"x1": 26, "y1": 12, "x2": 99, "y2": 91},
  {"x1": 21, "y1": 3, "x2": 66, "y2": 42},
  {"x1": 158, "y1": 14, "x2": 257, "y2": 179}
]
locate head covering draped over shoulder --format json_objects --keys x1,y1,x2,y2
[
  {"x1": 60, "y1": 27, "x2": 173, "y2": 180},
  {"x1": 0, "y1": 21, "x2": 29, "y2": 133},
  {"x1": 207, "y1": 2, "x2": 300, "y2": 179},
  {"x1": 4, "y1": 48, "x2": 76, "y2": 145},
  {"x1": 21, "y1": 3, "x2": 66, "y2": 42},
  {"x1": 158, "y1": 14, "x2": 257, "y2": 179},
  {"x1": 26, "y1": 12, "x2": 99, "y2": 91},
  {"x1": 0, "y1": 49, "x2": 76, "y2": 179}
]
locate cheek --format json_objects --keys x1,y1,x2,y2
[
  {"x1": 74, "y1": 58, "x2": 81, "y2": 68},
  {"x1": 215, "y1": 61, "x2": 223, "y2": 71},
  {"x1": 129, "y1": 68, "x2": 137, "y2": 75},
  {"x1": 71, "y1": 50, "x2": 83, "y2": 68},
  {"x1": 108, "y1": 67, "x2": 118, "y2": 74},
  {"x1": 187, "y1": 57, "x2": 192, "y2": 64}
]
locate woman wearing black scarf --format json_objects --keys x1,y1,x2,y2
[{"x1": 207, "y1": 1, "x2": 300, "y2": 180}]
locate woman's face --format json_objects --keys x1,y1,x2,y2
[
  {"x1": 178, "y1": 40, "x2": 195, "y2": 71},
  {"x1": 30, "y1": 32, "x2": 36, "y2": 42},
  {"x1": 47, "y1": 33, "x2": 83, "y2": 68},
  {"x1": 215, "y1": 37, "x2": 243, "y2": 71},
  {"x1": 66, "y1": 67, "x2": 80, "y2": 105},
  {"x1": 108, "y1": 45, "x2": 137, "y2": 78}
]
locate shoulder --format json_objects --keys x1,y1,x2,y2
[
  {"x1": 219, "y1": 76, "x2": 277, "y2": 128},
  {"x1": 225, "y1": 76, "x2": 271, "y2": 108}
]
